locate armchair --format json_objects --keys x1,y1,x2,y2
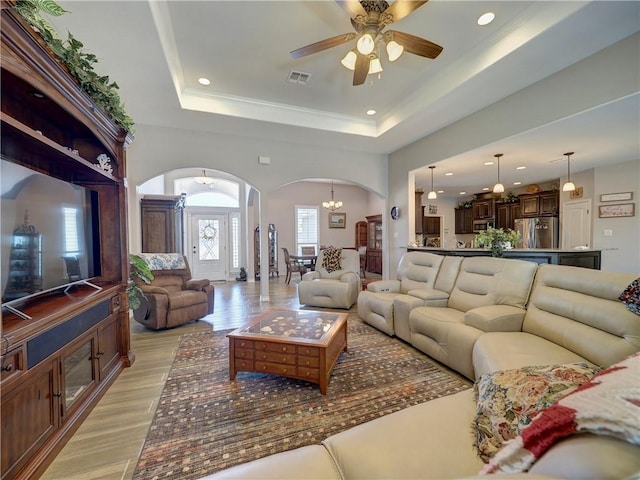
[
  {"x1": 298, "y1": 247, "x2": 361, "y2": 309},
  {"x1": 131, "y1": 253, "x2": 214, "y2": 330}
]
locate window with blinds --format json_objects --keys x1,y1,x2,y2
[{"x1": 295, "y1": 206, "x2": 318, "y2": 255}]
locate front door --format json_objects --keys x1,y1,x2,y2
[
  {"x1": 188, "y1": 214, "x2": 227, "y2": 281},
  {"x1": 562, "y1": 199, "x2": 591, "y2": 249}
]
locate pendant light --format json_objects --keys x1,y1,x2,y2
[
  {"x1": 194, "y1": 169, "x2": 214, "y2": 185},
  {"x1": 427, "y1": 165, "x2": 437, "y2": 200},
  {"x1": 493, "y1": 153, "x2": 504, "y2": 193},
  {"x1": 322, "y1": 181, "x2": 343, "y2": 211},
  {"x1": 562, "y1": 152, "x2": 576, "y2": 192}
]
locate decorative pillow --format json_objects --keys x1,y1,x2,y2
[
  {"x1": 472, "y1": 362, "x2": 600, "y2": 463},
  {"x1": 481, "y1": 352, "x2": 640, "y2": 474},
  {"x1": 322, "y1": 247, "x2": 342, "y2": 273},
  {"x1": 619, "y1": 278, "x2": 640, "y2": 315},
  {"x1": 138, "y1": 253, "x2": 187, "y2": 270}
]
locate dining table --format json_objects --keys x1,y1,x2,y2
[{"x1": 290, "y1": 254, "x2": 317, "y2": 270}]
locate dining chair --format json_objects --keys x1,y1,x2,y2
[{"x1": 281, "y1": 247, "x2": 307, "y2": 284}]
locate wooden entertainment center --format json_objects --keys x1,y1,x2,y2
[{"x1": 1, "y1": 9, "x2": 133, "y2": 479}]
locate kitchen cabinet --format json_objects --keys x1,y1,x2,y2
[
  {"x1": 520, "y1": 191, "x2": 559, "y2": 217},
  {"x1": 495, "y1": 202, "x2": 521, "y2": 231},
  {"x1": 473, "y1": 199, "x2": 494, "y2": 220},
  {"x1": 454, "y1": 207, "x2": 473, "y2": 234}
]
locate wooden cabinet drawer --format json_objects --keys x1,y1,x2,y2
[
  {"x1": 298, "y1": 346, "x2": 319, "y2": 357},
  {"x1": 235, "y1": 359, "x2": 254, "y2": 370},
  {"x1": 298, "y1": 355, "x2": 320, "y2": 368},
  {"x1": 234, "y1": 339, "x2": 254, "y2": 349},
  {"x1": 1, "y1": 345, "x2": 25, "y2": 385},
  {"x1": 255, "y1": 361, "x2": 295, "y2": 376},
  {"x1": 255, "y1": 341, "x2": 295, "y2": 353},
  {"x1": 255, "y1": 351, "x2": 296, "y2": 365},
  {"x1": 234, "y1": 347, "x2": 254, "y2": 359},
  {"x1": 297, "y1": 366, "x2": 319, "y2": 381}
]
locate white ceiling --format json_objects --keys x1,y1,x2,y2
[{"x1": 48, "y1": 1, "x2": 640, "y2": 197}]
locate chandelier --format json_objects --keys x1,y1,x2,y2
[
  {"x1": 194, "y1": 169, "x2": 214, "y2": 185},
  {"x1": 322, "y1": 181, "x2": 343, "y2": 211}
]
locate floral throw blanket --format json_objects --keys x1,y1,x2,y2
[
  {"x1": 481, "y1": 352, "x2": 640, "y2": 474},
  {"x1": 138, "y1": 253, "x2": 186, "y2": 271},
  {"x1": 619, "y1": 278, "x2": 640, "y2": 316}
]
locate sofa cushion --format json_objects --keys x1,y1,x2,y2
[
  {"x1": 322, "y1": 389, "x2": 484, "y2": 479},
  {"x1": 482, "y1": 352, "x2": 640, "y2": 474},
  {"x1": 472, "y1": 362, "x2": 600, "y2": 462},
  {"x1": 472, "y1": 332, "x2": 589, "y2": 378}
]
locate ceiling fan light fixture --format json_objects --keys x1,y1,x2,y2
[
  {"x1": 386, "y1": 40, "x2": 404, "y2": 61},
  {"x1": 562, "y1": 151, "x2": 576, "y2": 192},
  {"x1": 357, "y1": 33, "x2": 375, "y2": 55},
  {"x1": 368, "y1": 56, "x2": 383, "y2": 74},
  {"x1": 341, "y1": 50, "x2": 357, "y2": 70}
]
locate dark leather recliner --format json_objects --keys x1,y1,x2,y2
[{"x1": 132, "y1": 253, "x2": 214, "y2": 329}]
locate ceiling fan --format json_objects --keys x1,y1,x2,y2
[{"x1": 290, "y1": 0, "x2": 443, "y2": 86}]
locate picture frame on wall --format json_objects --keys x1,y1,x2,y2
[
  {"x1": 600, "y1": 192, "x2": 633, "y2": 202},
  {"x1": 598, "y1": 203, "x2": 635, "y2": 218},
  {"x1": 328, "y1": 212, "x2": 346, "y2": 228}
]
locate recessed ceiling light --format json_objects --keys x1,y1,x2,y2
[
  {"x1": 484, "y1": 161, "x2": 494, "y2": 166},
  {"x1": 477, "y1": 12, "x2": 495, "y2": 26},
  {"x1": 437, "y1": 190, "x2": 444, "y2": 194},
  {"x1": 513, "y1": 181, "x2": 522, "y2": 185},
  {"x1": 445, "y1": 172, "x2": 453, "y2": 176},
  {"x1": 516, "y1": 166, "x2": 526, "y2": 170},
  {"x1": 198, "y1": 77, "x2": 211, "y2": 86},
  {"x1": 482, "y1": 187, "x2": 490, "y2": 191},
  {"x1": 459, "y1": 191, "x2": 467, "y2": 195},
  {"x1": 366, "y1": 109, "x2": 376, "y2": 116}
]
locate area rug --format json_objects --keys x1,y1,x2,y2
[{"x1": 134, "y1": 318, "x2": 471, "y2": 479}]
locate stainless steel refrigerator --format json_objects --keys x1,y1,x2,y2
[{"x1": 514, "y1": 217, "x2": 559, "y2": 249}]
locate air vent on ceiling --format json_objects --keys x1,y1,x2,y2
[{"x1": 287, "y1": 70, "x2": 311, "y2": 85}]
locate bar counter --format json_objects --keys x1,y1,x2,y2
[{"x1": 406, "y1": 247, "x2": 601, "y2": 269}]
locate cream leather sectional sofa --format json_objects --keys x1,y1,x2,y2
[{"x1": 202, "y1": 255, "x2": 639, "y2": 479}]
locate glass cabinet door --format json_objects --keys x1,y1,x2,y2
[{"x1": 63, "y1": 337, "x2": 97, "y2": 412}]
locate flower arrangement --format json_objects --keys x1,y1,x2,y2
[{"x1": 475, "y1": 227, "x2": 522, "y2": 257}]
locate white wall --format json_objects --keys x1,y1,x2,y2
[{"x1": 593, "y1": 159, "x2": 640, "y2": 273}]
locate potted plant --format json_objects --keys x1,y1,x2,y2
[
  {"x1": 128, "y1": 254, "x2": 154, "y2": 310},
  {"x1": 475, "y1": 227, "x2": 522, "y2": 257}
]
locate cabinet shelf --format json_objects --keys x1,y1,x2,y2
[{"x1": 1, "y1": 114, "x2": 119, "y2": 184}]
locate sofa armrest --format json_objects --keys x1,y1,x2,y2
[
  {"x1": 339, "y1": 271, "x2": 359, "y2": 284},
  {"x1": 302, "y1": 271, "x2": 320, "y2": 281},
  {"x1": 407, "y1": 288, "x2": 450, "y2": 302},
  {"x1": 464, "y1": 305, "x2": 526, "y2": 332},
  {"x1": 367, "y1": 280, "x2": 400, "y2": 293},
  {"x1": 139, "y1": 285, "x2": 170, "y2": 296},
  {"x1": 185, "y1": 278, "x2": 211, "y2": 290}
]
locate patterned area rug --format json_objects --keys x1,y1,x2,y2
[{"x1": 134, "y1": 318, "x2": 470, "y2": 479}]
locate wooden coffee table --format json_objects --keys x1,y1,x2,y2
[{"x1": 228, "y1": 309, "x2": 348, "y2": 394}]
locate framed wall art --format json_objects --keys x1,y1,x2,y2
[
  {"x1": 598, "y1": 203, "x2": 635, "y2": 218},
  {"x1": 600, "y1": 192, "x2": 633, "y2": 202},
  {"x1": 328, "y1": 212, "x2": 346, "y2": 228}
]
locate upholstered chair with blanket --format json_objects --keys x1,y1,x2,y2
[
  {"x1": 298, "y1": 247, "x2": 361, "y2": 309},
  {"x1": 132, "y1": 253, "x2": 214, "y2": 330}
]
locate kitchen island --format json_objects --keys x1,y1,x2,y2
[{"x1": 407, "y1": 247, "x2": 601, "y2": 269}]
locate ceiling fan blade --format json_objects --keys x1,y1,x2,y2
[
  {"x1": 390, "y1": 30, "x2": 443, "y2": 59},
  {"x1": 335, "y1": 0, "x2": 367, "y2": 20},
  {"x1": 353, "y1": 53, "x2": 370, "y2": 86},
  {"x1": 382, "y1": 1, "x2": 428, "y2": 24},
  {"x1": 290, "y1": 33, "x2": 356, "y2": 59}
]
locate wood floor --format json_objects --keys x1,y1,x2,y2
[{"x1": 41, "y1": 274, "x2": 380, "y2": 480}]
